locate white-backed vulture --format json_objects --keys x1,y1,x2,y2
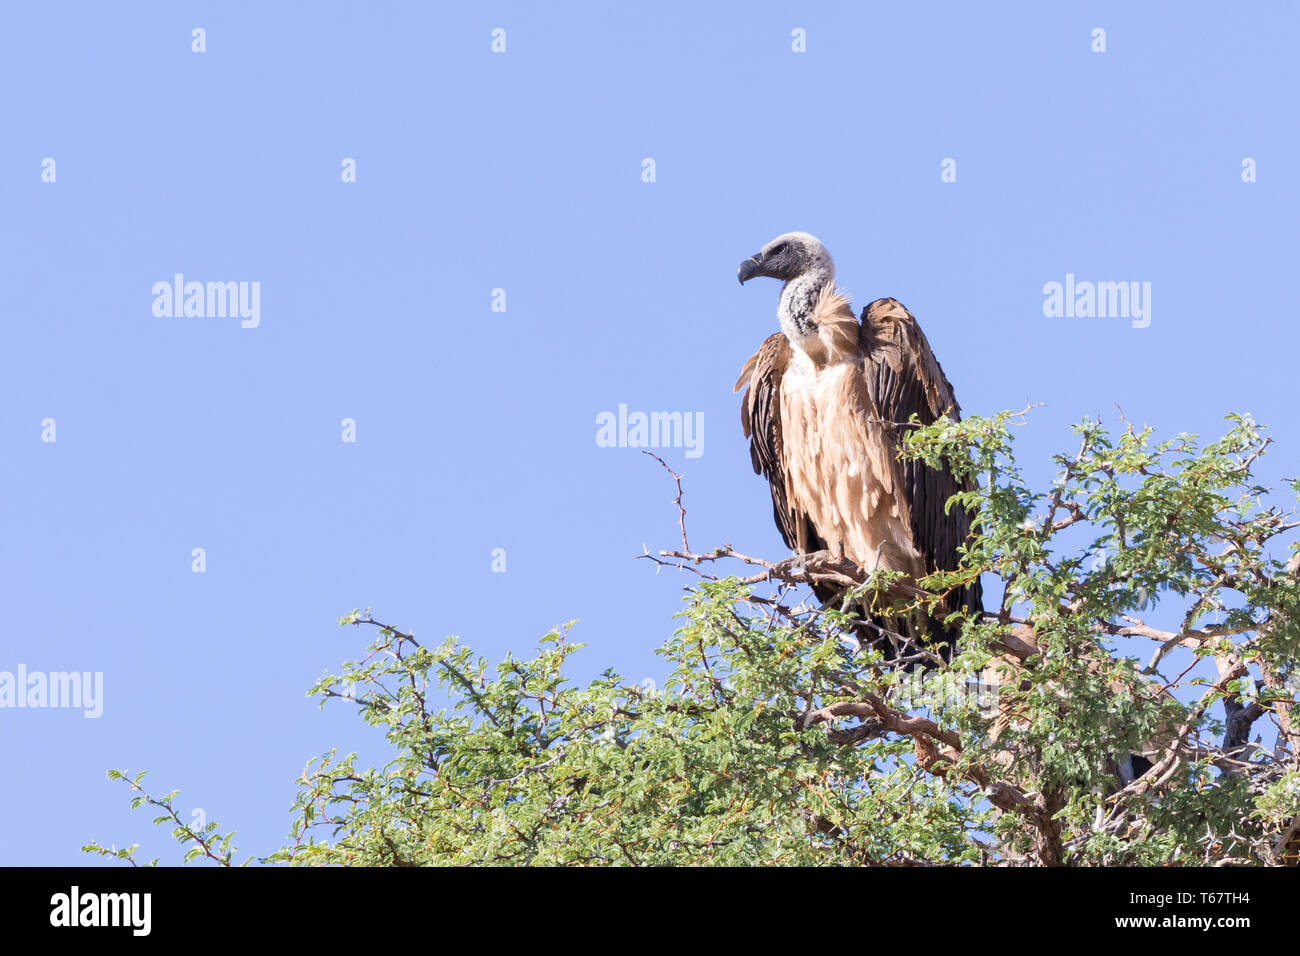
[{"x1": 734, "y1": 232, "x2": 981, "y2": 659}]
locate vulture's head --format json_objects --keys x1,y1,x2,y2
[{"x1": 737, "y1": 232, "x2": 834, "y2": 286}]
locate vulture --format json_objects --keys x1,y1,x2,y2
[{"x1": 734, "y1": 232, "x2": 982, "y2": 660}]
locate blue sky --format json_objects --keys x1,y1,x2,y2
[{"x1": 1, "y1": 2, "x2": 1296, "y2": 864}]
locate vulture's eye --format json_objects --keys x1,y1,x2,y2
[{"x1": 771, "y1": 243, "x2": 788, "y2": 256}]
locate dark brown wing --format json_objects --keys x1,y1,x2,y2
[
  {"x1": 859, "y1": 298, "x2": 982, "y2": 617},
  {"x1": 735, "y1": 333, "x2": 828, "y2": 560}
]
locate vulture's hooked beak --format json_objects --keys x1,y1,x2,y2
[{"x1": 737, "y1": 253, "x2": 765, "y2": 285}]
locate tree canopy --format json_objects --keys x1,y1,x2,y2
[{"x1": 87, "y1": 410, "x2": 1300, "y2": 866}]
